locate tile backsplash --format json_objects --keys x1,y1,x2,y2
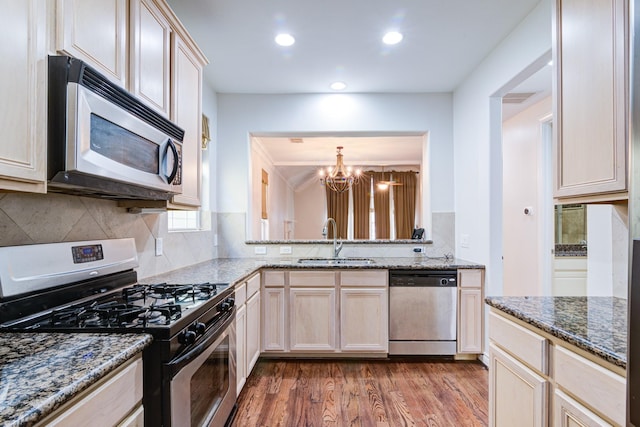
[{"x1": 0, "y1": 193, "x2": 217, "y2": 279}]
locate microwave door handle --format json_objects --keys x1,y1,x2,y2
[{"x1": 165, "y1": 140, "x2": 179, "y2": 184}]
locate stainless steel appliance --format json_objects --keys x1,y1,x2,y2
[
  {"x1": 388, "y1": 270, "x2": 457, "y2": 355},
  {"x1": 0, "y1": 239, "x2": 237, "y2": 427},
  {"x1": 48, "y1": 55, "x2": 184, "y2": 200}
]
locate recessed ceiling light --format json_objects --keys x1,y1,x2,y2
[
  {"x1": 275, "y1": 33, "x2": 295, "y2": 47},
  {"x1": 548, "y1": 60, "x2": 553, "y2": 66},
  {"x1": 382, "y1": 31, "x2": 403, "y2": 45},
  {"x1": 330, "y1": 81, "x2": 347, "y2": 91}
]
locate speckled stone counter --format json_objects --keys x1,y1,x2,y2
[
  {"x1": 139, "y1": 256, "x2": 484, "y2": 286},
  {"x1": 485, "y1": 296, "x2": 627, "y2": 369},
  {"x1": 0, "y1": 333, "x2": 152, "y2": 427}
]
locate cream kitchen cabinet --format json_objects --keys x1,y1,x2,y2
[
  {"x1": 130, "y1": 0, "x2": 171, "y2": 116},
  {"x1": 339, "y1": 270, "x2": 388, "y2": 353},
  {"x1": 234, "y1": 283, "x2": 247, "y2": 394},
  {"x1": 167, "y1": 31, "x2": 205, "y2": 208},
  {"x1": 554, "y1": 389, "x2": 611, "y2": 427},
  {"x1": 489, "y1": 309, "x2": 626, "y2": 427},
  {"x1": 457, "y1": 269, "x2": 484, "y2": 354},
  {"x1": 0, "y1": 0, "x2": 48, "y2": 193},
  {"x1": 261, "y1": 271, "x2": 286, "y2": 352},
  {"x1": 261, "y1": 269, "x2": 388, "y2": 356},
  {"x1": 235, "y1": 273, "x2": 261, "y2": 395},
  {"x1": 245, "y1": 275, "x2": 261, "y2": 374},
  {"x1": 552, "y1": 0, "x2": 628, "y2": 202},
  {"x1": 36, "y1": 355, "x2": 143, "y2": 426},
  {"x1": 489, "y1": 343, "x2": 549, "y2": 427},
  {"x1": 56, "y1": 0, "x2": 128, "y2": 87},
  {"x1": 289, "y1": 271, "x2": 337, "y2": 352}
]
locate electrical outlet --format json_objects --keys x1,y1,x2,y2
[
  {"x1": 280, "y1": 246, "x2": 292, "y2": 255},
  {"x1": 155, "y1": 237, "x2": 163, "y2": 256},
  {"x1": 254, "y1": 246, "x2": 267, "y2": 255},
  {"x1": 461, "y1": 234, "x2": 470, "y2": 248}
]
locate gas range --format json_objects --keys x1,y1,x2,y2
[
  {"x1": 3, "y1": 280, "x2": 232, "y2": 336},
  {"x1": 0, "y1": 238, "x2": 238, "y2": 426}
]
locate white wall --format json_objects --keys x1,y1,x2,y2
[
  {"x1": 250, "y1": 142, "x2": 295, "y2": 240},
  {"x1": 216, "y1": 93, "x2": 454, "y2": 242},
  {"x1": 453, "y1": 0, "x2": 552, "y2": 299},
  {"x1": 294, "y1": 181, "x2": 327, "y2": 239},
  {"x1": 502, "y1": 96, "x2": 551, "y2": 295},
  {"x1": 587, "y1": 204, "x2": 629, "y2": 298}
]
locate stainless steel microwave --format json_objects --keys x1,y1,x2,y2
[{"x1": 47, "y1": 55, "x2": 184, "y2": 200}]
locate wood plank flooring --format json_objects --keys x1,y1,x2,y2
[{"x1": 231, "y1": 358, "x2": 488, "y2": 427}]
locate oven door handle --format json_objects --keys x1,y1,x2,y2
[{"x1": 164, "y1": 308, "x2": 235, "y2": 380}]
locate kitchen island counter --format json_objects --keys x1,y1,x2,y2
[
  {"x1": 0, "y1": 332, "x2": 152, "y2": 426},
  {"x1": 485, "y1": 296, "x2": 626, "y2": 369}
]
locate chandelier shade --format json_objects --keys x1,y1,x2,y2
[{"x1": 319, "y1": 146, "x2": 362, "y2": 193}]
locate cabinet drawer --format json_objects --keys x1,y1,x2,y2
[
  {"x1": 290, "y1": 271, "x2": 335, "y2": 287},
  {"x1": 246, "y1": 273, "x2": 260, "y2": 297},
  {"x1": 263, "y1": 270, "x2": 285, "y2": 287},
  {"x1": 458, "y1": 269, "x2": 483, "y2": 288},
  {"x1": 489, "y1": 311, "x2": 548, "y2": 374},
  {"x1": 340, "y1": 270, "x2": 387, "y2": 287},
  {"x1": 40, "y1": 356, "x2": 143, "y2": 426},
  {"x1": 235, "y1": 282, "x2": 247, "y2": 305},
  {"x1": 553, "y1": 345, "x2": 625, "y2": 426}
]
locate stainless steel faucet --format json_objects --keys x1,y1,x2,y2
[{"x1": 322, "y1": 217, "x2": 343, "y2": 258}]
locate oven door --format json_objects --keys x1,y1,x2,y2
[
  {"x1": 164, "y1": 311, "x2": 236, "y2": 427},
  {"x1": 68, "y1": 83, "x2": 182, "y2": 193}
]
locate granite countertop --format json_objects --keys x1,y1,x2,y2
[
  {"x1": 0, "y1": 333, "x2": 152, "y2": 427},
  {"x1": 485, "y1": 296, "x2": 626, "y2": 369},
  {"x1": 139, "y1": 256, "x2": 484, "y2": 285}
]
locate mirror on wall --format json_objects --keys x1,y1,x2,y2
[{"x1": 248, "y1": 133, "x2": 430, "y2": 241}]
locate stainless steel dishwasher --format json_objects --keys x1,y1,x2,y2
[{"x1": 389, "y1": 270, "x2": 457, "y2": 355}]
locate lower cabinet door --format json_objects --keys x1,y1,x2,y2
[
  {"x1": 554, "y1": 389, "x2": 612, "y2": 427},
  {"x1": 289, "y1": 288, "x2": 336, "y2": 351},
  {"x1": 235, "y1": 303, "x2": 247, "y2": 396},
  {"x1": 489, "y1": 343, "x2": 549, "y2": 427},
  {"x1": 246, "y1": 290, "x2": 261, "y2": 374},
  {"x1": 262, "y1": 287, "x2": 285, "y2": 352},
  {"x1": 340, "y1": 288, "x2": 388, "y2": 352}
]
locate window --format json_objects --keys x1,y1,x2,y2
[{"x1": 168, "y1": 210, "x2": 201, "y2": 231}]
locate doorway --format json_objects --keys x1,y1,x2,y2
[{"x1": 497, "y1": 52, "x2": 553, "y2": 296}]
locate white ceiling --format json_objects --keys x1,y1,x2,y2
[{"x1": 166, "y1": 0, "x2": 542, "y2": 94}]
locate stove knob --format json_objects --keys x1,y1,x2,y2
[
  {"x1": 192, "y1": 322, "x2": 206, "y2": 334},
  {"x1": 179, "y1": 330, "x2": 197, "y2": 345},
  {"x1": 221, "y1": 298, "x2": 235, "y2": 312}
]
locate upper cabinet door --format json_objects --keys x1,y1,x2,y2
[
  {"x1": 130, "y1": 0, "x2": 171, "y2": 115},
  {"x1": 0, "y1": 0, "x2": 48, "y2": 192},
  {"x1": 169, "y1": 33, "x2": 203, "y2": 207},
  {"x1": 56, "y1": 0, "x2": 128, "y2": 87},
  {"x1": 553, "y1": 0, "x2": 628, "y2": 202}
]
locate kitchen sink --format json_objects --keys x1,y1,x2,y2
[{"x1": 296, "y1": 257, "x2": 375, "y2": 266}]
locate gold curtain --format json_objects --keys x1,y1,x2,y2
[
  {"x1": 393, "y1": 171, "x2": 418, "y2": 239},
  {"x1": 373, "y1": 172, "x2": 391, "y2": 239},
  {"x1": 352, "y1": 176, "x2": 370, "y2": 239},
  {"x1": 325, "y1": 186, "x2": 349, "y2": 239}
]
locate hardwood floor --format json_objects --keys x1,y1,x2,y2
[{"x1": 231, "y1": 358, "x2": 488, "y2": 427}]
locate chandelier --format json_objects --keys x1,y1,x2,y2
[{"x1": 318, "y1": 146, "x2": 362, "y2": 193}]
